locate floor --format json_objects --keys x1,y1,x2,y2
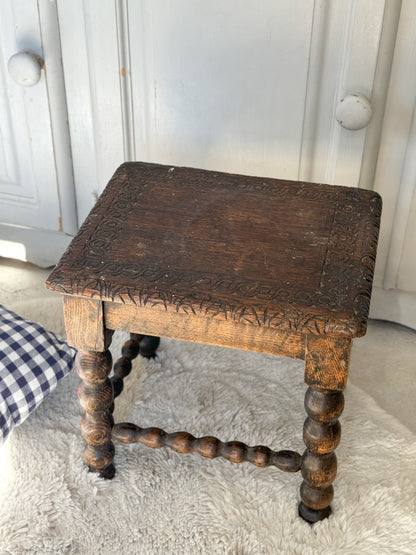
[{"x1": 0, "y1": 256, "x2": 415, "y2": 434}]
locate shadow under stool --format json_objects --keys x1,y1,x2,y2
[{"x1": 46, "y1": 162, "x2": 381, "y2": 524}]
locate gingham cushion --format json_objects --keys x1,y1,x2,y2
[{"x1": 0, "y1": 304, "x2": 76, "y2": 444}]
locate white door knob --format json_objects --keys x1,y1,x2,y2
[
  {"x1": 335, "y1": 93, "x2": 372, "y2": 130},
  {"x1": 8, "y1": 51, "x2": 44, "y2": 87}
]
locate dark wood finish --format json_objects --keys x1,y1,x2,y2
[
  {"x1": 47, "y1": 162, "x2": 381, "y2": 339},
  {"x1": 139, "y1": 335, "x2": 160, "y2": 359},
  {"x1": 46, "y1": 161, "x2": 382, "y2": 523},
  {"x1": 111, "y1": 333, "x2": 159, "y2": 402},
  {"x1": 76, "y1": 349, "x2": 115, "y2": 479},
  {"x1": 113, "y1": 423, "x2": 301, "y2": 472},
  {"x1": 299, "y1": 387, "x2": 344, "y2": 523},
  {"x1": 110, "y1": 334, "x2": 142, "y2": 401}
]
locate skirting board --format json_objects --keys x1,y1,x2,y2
[
  {"x1": 370, "y1": 286, "x2": 416, "y2": 331},
  {"x1": 0, "y1": 224, "x2": 72, "y2": 268}
]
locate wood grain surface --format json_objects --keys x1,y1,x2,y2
[
  {"x1": 304, "y1": 336, "x2": 351, "y2": 390},
  {"x1": 47, "y1": 162, "x2": 381, "y2": 338},
  {"x1": 104, "y1": 302, "x2": 306, "y2": 360},
  {"x1": 63, "y1": 296, "x2": 105, "y2": 351}
]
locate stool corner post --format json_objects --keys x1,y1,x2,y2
[
  {"x1": 63, "y1": 295, "x2": 108, "y2": 352},
  {"x1": 299, "y1": 334, "x2": 350, "y2": 523},
  {"x1": 304, "y1": 335, "x2": 351, "y2": 392},
  {"x1": 63, "y1": 295, "x2": 116, "y2": 479}
]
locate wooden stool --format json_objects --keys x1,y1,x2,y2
[{"x1": 46, "y1": 162, "x2": 381, "y2": 524}]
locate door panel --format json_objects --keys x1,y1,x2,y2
[
  {"x1": 373, "y1": 0, "x2": 416, "y2": 301},
  {"x1": 128, "y1": 0, "x2": 315, "y2": 178},
  {"x1": 57, "y1": 0, "x2": 125, "y2": 225},
  {"x1": 126, "y1": 0, "x2": 385, "y2": 186},
  {"x1": 59, "y1": 0, "x2": 386, "y2": 224},
  {"x1": 0, "y1": 0, "x2": 61, "y2": 231}
]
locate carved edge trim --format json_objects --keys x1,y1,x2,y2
[
  {"x1": 47, "y1": 165, "x2": 382, "y2": 338},
  {"x1": 50, "y1": 277, "x2": 365, "y2": 337}
]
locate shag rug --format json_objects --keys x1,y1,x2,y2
[{"x1": 0, "y1": 298, "x2": 415, "y2": 554}]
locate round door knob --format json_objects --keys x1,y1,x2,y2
[
  {"x1": 335, "y1": 93, "x2": 372, "y2": 130},
  {"x1": 8, "y1": 51, "x2": 44, "y2": 87}
]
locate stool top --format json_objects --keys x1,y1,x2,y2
[{"x1": 47, "y1": 162, "x2": 381, "y2": 338}]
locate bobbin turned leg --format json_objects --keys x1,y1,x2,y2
[
  {"x1": 111, "y1": 333, "x2": 142, "y2": 401},
  {"x1": 76, "y1": 349, "x2": 115, "y2": 478},
  {"x1": 299, "y1": 336, "x2": 350, "y2": 523},
  {"x1": 299, "y1": 387, "x2": 344, "y2": 523},
  {"x1": 110, "y1": 333, "x2": 160, "y2": 406},
  {"x1": 63, "y1": 297, "x2": 116, "y2": 479}
]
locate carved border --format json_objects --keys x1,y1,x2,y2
[{"x1": 47, "y1": 163, "x2": 382, "y2": 337}]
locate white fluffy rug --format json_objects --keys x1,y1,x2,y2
[{"x1": 0, "y1": 298, "x2": 415, "y2": 554}]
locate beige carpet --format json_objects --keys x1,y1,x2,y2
[{"x1": 0, "y1": 298, "x2": 415, "y2": 554}]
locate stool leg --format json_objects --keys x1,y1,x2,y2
[
  {"x1": 139, "y1": 335, "x2": 160, "y2": 359},
  {"x1": 111, "y1": 333, "x2": 142, "y2": 402},
  {"x1": 298, "y1": 386, "x2": 344, "y2": 523},
  {"x1": 110, "y1": 333, "x2": 160, "y2": 405},
  {"x1": 76, "y1": 349, "x2": 115, "y2": 479}
]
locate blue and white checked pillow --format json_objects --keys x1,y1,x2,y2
[{"x1": 0, "y1": 304, "x2": 76, "y2": 444}]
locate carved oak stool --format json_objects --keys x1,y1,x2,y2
[{"x1": 46, "y1": 162, "x2": 381, "y2": 524}]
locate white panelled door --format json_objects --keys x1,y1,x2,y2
[
  {"x1": 0, "y1": 0, "x2": 76, "y2": 266},
  {"x1": 370, "y1": 0, "x2": 416, "y2": 329},
  {"x1": 127, "y1": 0, "x2": 385, "y2": 188},
  {"x1": 59, "y1": 0, "x2": 386, "y2": 216},
  {"x1": 2, "y1": 1, "x2": 416, "y2": 327}
]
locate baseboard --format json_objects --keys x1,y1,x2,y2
[
  {"x1": 370, "y1": 286, "x2": 416, "y2": 331},
  {"x1": 0, "y1": 224, "x2": 72, "y2": 268}
]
